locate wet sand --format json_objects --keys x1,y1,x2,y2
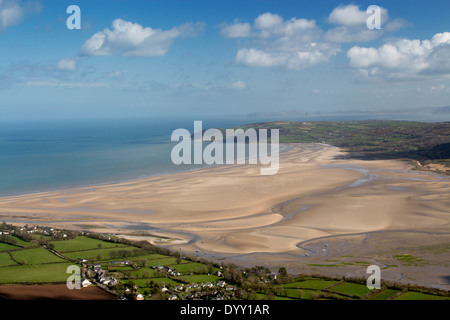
[{"x1": 0, "y1": 143, "x2": 449, "y2": 289}]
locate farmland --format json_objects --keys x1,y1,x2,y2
[{"x1": 0, "y1": 223, "x2": 448, "y2": 300}]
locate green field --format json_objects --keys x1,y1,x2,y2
[
  {"x1": 9, "y1": 236, "x2": 33, "y2": 248},
  {"x1": 144, "y1": 257, "x2": 183, "y2": 266},
  {"x1": 395, "y1": 292, "x2": 449, "y2": 300},
  {"x1": 171, "y1": 262, "x2": 210, "y2": 274},
  {"x1": 62, "y1": 246, "x2": 143, "y2": 260},
  {"x1": 371, "y1": 289, "x2": 401, "y2": 300},
  {"x1": 11, "y1": 248, "x2": 66, "y2": 264},
  {"x1": 126, "y1": 268, "x2": 160, "y2": 279},
  {"x1": 329, "y1": 282, "x2": 372, "y2": 298},
  {"x1": 283, "y1": 279, "x2": 339, "y2": 290},
  {"x1": 129, "y1": 253, "x2": 171, "y2": 262},
  {"x1": 177, "y1": 274, "x2": 221, "y2": 284},
  {"x1": 0, "y1": 242, "x2": 20, "y2": 252},
  {"x1": 51, "y1": 236, "x2": 127, "y2": 252},
  {"x1": 0, "y1": 252, "x2": 18, "y2": 267},
  {"x1": 132, "y1": 277, "x2": 182, "y2": 287},
  {"x1": 0, "y1": 262, "x2": 73, "y2": 283}
]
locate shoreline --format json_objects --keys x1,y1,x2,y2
[
  {"x1": 0, "y1": 143, "x2": 292, "y2": 199},
  {"x1": 0, "y1": 143, "x2": 449, "y2": 290}
]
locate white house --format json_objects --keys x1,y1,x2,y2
[
  {"x1": 82, "y1": 279, "x2": 92, "y2": 287},
  {"x1": 136, "y1": 294, "x2": 144, "y2": 300}
]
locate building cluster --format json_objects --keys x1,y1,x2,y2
[
  {"x1": 0, "y1": 225, "x2": 68, "y2": 239},
  {"x1": 150, "y1": 265, "x2": 181, "y2": 277},
  {"x1": 81, "y1": 263, "x2": 118, "y2": 288}
]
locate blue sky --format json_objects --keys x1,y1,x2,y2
[{"x1": 0, "y1": 0, "x2": 450, "y2": 120}]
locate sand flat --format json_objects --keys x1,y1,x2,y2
[{"x1": 0, "y1": 143, "x2": 449, "y2": 289}]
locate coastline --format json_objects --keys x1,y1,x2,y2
[{"x1": 0, "y1": 143, "x2": 449, "y2": 289}]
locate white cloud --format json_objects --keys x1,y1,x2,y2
[
  {"x1": 230, "y1": 80, "x2": 246, "y2": 90},
  {"x1": 328, "y1": 4, "x2": 370, "y2": 26},
  {"x1": 325, "y1": 4, "x2": 407, "y2": 43},
  {"x1": 0, "y1": 0, "x2": 41, "y2": 31},
  {"x1": 80, "y1": 18, "x2": 204, "y2": 57},
  {"x1": 347, "y1": 32, "x2": 450, "y2": 80},
  {"x1": 0, "y1": 0, "x2": 24, "y2": 30},
  {"x1": 222, "y1": 12, "x2": 340, "y2": 70},
  {"x1": 220, "y1": 20, "x2": 251, "y2": 38},
  {"x1": 57, "y1": 58, "x2": 77, "y2": 71}
]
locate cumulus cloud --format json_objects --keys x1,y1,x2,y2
[
  {"x1": 0, "y1": 0, "x2": 41, "y2": 31},
  {"x1": 328, "y1": 4, "x2": 371, "y2": 26},
  {"x1": 347, "y1": 32, "x2": 450, "y2": 80},
  {"x1": 220, "y1": 20, "x2": 251, "y2": 38},
  {"x1": 221, "y1": 12, "x2": 340, "y2": 70},
  {"x1": 325, "y1": 4, "x2": 408, "y2": 43},
  {"x1": 80, "y1": 18, "x2": 205, "y2": 57}
]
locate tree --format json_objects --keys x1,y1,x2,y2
[{"x1": 278, "y1": 267, "x2": 288, "y2": 278}]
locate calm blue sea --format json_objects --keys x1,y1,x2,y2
[{"x1": 0, "y1": 113, "x2": 448, "y2": 197}]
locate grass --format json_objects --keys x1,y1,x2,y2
[
  {"x1": 51, "y1": 236, "x2": 127, "y2": 252},
  {"x1": 0, "y1": 263, "x2": 74, "y2": 283},
  {"x1": 145, "y1": 257, "x2": 184, "y2": 267},
  {"x1": 329, "y1": 282, "x2": 372, "y2": 298},
  {"x1": 395, "y1": 292, "x2": 449, "y2": 300},
  {"x1": 177, "y1": 274, "x2": 221, "y2": 284},
  {"x1": 9, "y1": 236, "x2": 33, "y2": 248},
  {"x1": 283, "y1": 279, "x2": 338, "y2": 290},
  {"x1": 171, "y1": 262, "x2": 210, "y2": 274},
  {"x1": 0, "y1": 252, "x2": 18, "y2": 267},
  {"x1": 62, "y1": 246, "x2": 142, "y2": 260},
  {"x1": 11, "y1": 248, "x2": 66, "y2": 264},
  {"x1": 132, "y1": 277, "x2": 182, "y2": 287},
  {"x1": 126, "y1": 268, "x2": 160, "y2": 279},
  {"x1": 0, "y1": 242, "x2": 20, "y2": 252},
  {"x1": 370, "y1": 289, "x2": 401, "y2": 300},
  {"x1": 129, "y1": 253, "x2": 170, "y2": 261},
  {"x1": 106, "y1": 265, "x2": 135, "y2": 272}
]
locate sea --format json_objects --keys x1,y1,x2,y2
[{"x1": 0, "y1": 113, "x2": 448, "y2": 197}]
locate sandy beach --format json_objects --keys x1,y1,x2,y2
[{"x1": 0, "y1": 143, "x2": 449, "y2": 289}]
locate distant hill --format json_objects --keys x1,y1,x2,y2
[
  {"x1": 236, "y1": 120, "x2": 450, "y2": 172},
  {"x1": 247, "y1": 110, "x2": 307, "y2": 118},
  {"x1": 425, "y1": 143, "x2": 450, "y2": 159},
  {"x1": 433, "y1": 106, "x2": 450, "y2": 114}
]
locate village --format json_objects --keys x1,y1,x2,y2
[{"x1": 82, "y1": 259, "x2": 239, "y2": 300}]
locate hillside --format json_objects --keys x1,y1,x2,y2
[{"x1": 236, "y1": 120, "x2": 450, "y2": 173}]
